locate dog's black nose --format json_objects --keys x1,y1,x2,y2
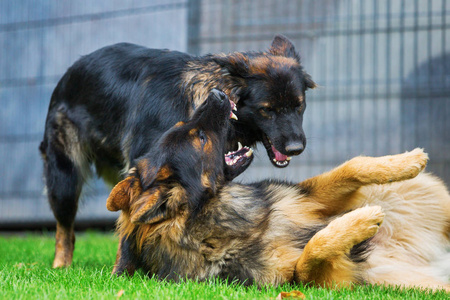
[
  {"x1": 211, "y1": 88, "x2": 227, "y2": 102},
  {"x1": 285, "y1": 142, "x2": 304, "y2": 155}
]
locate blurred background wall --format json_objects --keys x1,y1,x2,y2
[{"x1": 1, "y1": 0, "x2": 449, "y2": 228}]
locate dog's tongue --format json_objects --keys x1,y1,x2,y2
[{"x1": 271, "y1": 145, "x2": 288, "y2": 161}]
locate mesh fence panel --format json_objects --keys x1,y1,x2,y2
[{"x1": 1, "y1": 0, "x2": 449, "y2": 226}]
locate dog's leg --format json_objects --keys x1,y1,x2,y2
[
  {"x1": 112, "y1": 236, "x2": 138, "y2": 276},
  {"x1": 299, "y1": 148, "x2": 428, "y2": 216},
  {"x1": 294, "y1": 206, "x2": 385, "y2": 288},
  {"x1": 42, "y1": 143, "x2": 83, "y2": 268}
]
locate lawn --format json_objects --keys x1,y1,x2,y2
[{"x1": 0, "y1": 232, "x2": 447, "y2": 299}]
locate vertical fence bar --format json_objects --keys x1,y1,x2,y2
[
  {"x1": 443, "y1": 0, "x2": 447, "y2": 88},
  {"x1": 372, "y1": 0, "x2": 378, "y2": 154},
  {"x1": 345, "y1": 0, "x2": 353, "y2": 156},
  {"x1": 399, "y1": 0, "x2": 405, "y2": 151},
  {"x1": 386, "y1": 0, "x2": 392, "y2": 152},
  {"x1": 358, "y1": 1, "x2": 365, "y2": 153},
  {"x1": 187, "y1": 0, "x2": 201, "y2": 55},
  {"x1": 413, "y1": 0, "x2": 419, "y2": 148},
  {"x1": 332, "y1": 0, "x2": 339, "y2": 161}
]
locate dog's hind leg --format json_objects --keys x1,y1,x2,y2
[
  {"x1": 41, "y1": 142, "x2": 81, "y2": 267},
  {"x1": 294, "y1": 206, "x2": 385, "y2": 288},
  {"x1": 298, "y1": 148, "x2": 428, "y2": 217},
  {"x1": 41, "y1": 109, "x2": 90, "y2": 268}
]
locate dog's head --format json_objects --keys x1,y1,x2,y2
[
  {"x1": 214, "y1": 35, "x2": 316, "y2": 168},
  {"x1": 106, "y1": 89, "x2": 253, "y2": 224}
]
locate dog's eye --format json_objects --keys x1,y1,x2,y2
[
  {"x1": 259, "y1": 107, "x2": 273, "y2": 119},
  {"x1": 198, "y1": 130, "x2": 207, "y2": 147},
  {"x1": 296, "y1": 103, "x2": 306, "y2": 114}
]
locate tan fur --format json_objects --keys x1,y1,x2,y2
[
  {"x1": 290, "y1": 149, "x2": 449, "y2": 291},
  {"x1": 181, "y1": 61, "x2": 243, "y2": 110},
  {"x1": 54, "y1": 111, "x2": 92, "y2": 181},
  {"x1": 299, "y1": 148, "x2": 429, "y2": 217},
  {"x1": 110, "y1": 148, "x2": 450, "y2": 292},
  {"x1": 295, "y1": 206, "x2": 384, "y2": 288},
  {"x1": 249, "y1": 56, "x2": 299, "y2": 75},
  {"x1": 129, "y1": 189, "x2": 162, "y2": 224},
  {"x1": 156, "y1": 166, "x2": 172, "y2": 181},
  {"x1": 180, "y1": 52, "x2": 301, "y2": 111},
  {"x1": 351, "y1": 172, "x2": 450, "y2": 292},
  {"x1": 106, "y1": 176, "x2": 142, "y2": 212},
  {"x1": 52, "y1": 222, "x2": 75, "y2": 268}
]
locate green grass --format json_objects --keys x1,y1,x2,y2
[{"x1": 0, "y1": 232, "x2": 447, "y2": 299}]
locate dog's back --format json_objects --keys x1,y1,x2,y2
[{"x1": 42, "y1": 43, "x2": 193, "y2": 169}]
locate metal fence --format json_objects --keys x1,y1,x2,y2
[
  {"x1": 0, "y1": 0, "x2": 188, "y2": 227},
  {"x1": 187, "y1": 0, "x2": 450, "y2": 186},
  {"x1": 1, "y1": 0, "x2": 449, "y2": 227}
]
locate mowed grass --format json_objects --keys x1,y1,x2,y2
[{"x1": 0, "y1": 232, "x2": 447, "y2": 300}]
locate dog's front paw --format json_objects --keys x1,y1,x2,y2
[
  {"x1": 401, "y1": 148, "x2": 428, "y2": 175},
  {"x1": 326, "y1": 206, "x2": 385, "y2": 252},
  {"x1": 347, "y1": 206, "x2": 385, "y2": 243},
  {"x1": 370, "y1": 148, "x2": 429, "y2": 184}
]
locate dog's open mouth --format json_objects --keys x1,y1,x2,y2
[
  {"x1": 224, "y1": 142, "x2": 253, "y2": 181},
  {"x1": 223, "y1": 100, "x2": 253, "y2": 178},
  {"x1": 225, "y1": 142, "x2": 253, "y2": 167},
  {"x1": 262, "y1": 135, "x2": 291, "y2": 168}
]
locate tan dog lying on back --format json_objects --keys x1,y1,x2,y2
[{"x1": 106, "y1": 92, "x2": 450, "y2": 292}]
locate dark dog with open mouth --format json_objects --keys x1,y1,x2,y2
[
  {"x1": 40, "y1": 35, "x2": 315, "y2": 268},
  {"x1": 107, "y1": 90, "x2": 450, "y2": 292}
]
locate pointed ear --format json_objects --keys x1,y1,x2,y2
[
  {"x1": 130, "y1": 188, "x2": 169, "y2": 225},
  {"x1": 304, "y1": 72, "x2": 317, "y2": 90},
  {"x1": 106, "y1": 174, "x2": 141, "y2": 212},
  {"x1": 269, "y1": 34, "x2": 299, "y2": 60},
  {"x1": 138, "y1": 158, "x2": 172, "y2": 190}
]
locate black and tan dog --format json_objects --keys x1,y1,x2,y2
[
  {"x1": 107, "y1": 91, "x2": 450, "y2": 292},
  {"x1": 40, "y1": 35, "x2": 315, "y2": 268}
]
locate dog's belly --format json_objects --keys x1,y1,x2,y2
[{"x1": 350, "y1": 172, "x2": 450, "y2": 286}]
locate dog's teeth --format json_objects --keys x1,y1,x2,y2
[
  {"x1": 231, "y1": 112, "x2": 238, "y2": 120},
  {"x1": 286, "y1": 156, "x2": 291, "y2": 161},
  {"x1": 246, "y1": 148, "x2": 253, "y2": 157},
  {"x1": 230, "y1": 100, "x2": 237, "y2": 111},
  {"x1": 237, "y1": 142, "x2": 242, "y2": 150}
]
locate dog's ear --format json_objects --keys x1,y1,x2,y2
[
  {"x1": 126, "y1": 158, "x2": 175, "y2": 225},
  {"x1": 106, "y1": 173, "x2": 141, "y2": 212},
  {"x1": 213, "y1": 53, "x2": 250, "y2": 78},
  {"x1": 130, "y1": 188, "x2": 168, "y2": 225},
  {"x1": 304, "y1": 72, "x2": 317, "y2": 90},
  {"x1": 269, "y1": 35, "x2": 299, "y2": 61},
  {"x1": 137, "y1": 158, "x2": 172, "y2": 190}
]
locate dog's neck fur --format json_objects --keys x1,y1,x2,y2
[{"x1": 181, "y1": 54, "x2": 248, "y2": 111}]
